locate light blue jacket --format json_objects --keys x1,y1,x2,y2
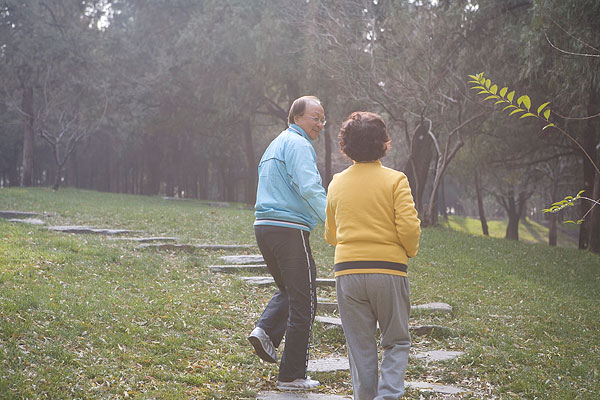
[{"x1": 254, "y1": 124, "x2": 327, "y2": 231}]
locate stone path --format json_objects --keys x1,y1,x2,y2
[
  {"x1": 1, "y1": 210, "x2": 45, "y2": 225},
  {"x1": 49, "y1": 225, "x2": 134, "y2": 235},
  {"x1": 210, "y1": 265, "x2": 268, "y2": 273},
  {"x1": 314, "y1": 316, "x2": 451, "y2": 337},
  {"x1": 414, "y1": 350, "x2": 464, "y2": 362},
  {"x1": 308, "y1": 357, "x2": 349, "y2": 372},
  {"x1": 32, "y1": 216, "x2": 256, "y2": 251},
  {"x1": 258, "y1": 380, "x2": 466, "y2": 399},
  {"x1": 4, "y1": 206, "x2": 471, "y2": 397},
  {"x1": 316, "y1": 299, "x2": 338, "y2": 313},
  {"x1": 4, "y1": 209, "x2": 471, "y2": 397},
  {"x1": 240, "y1": 276, "x2": 336, "y2": 288},
  {"x1": 257, "y1": 392, "x2": 351, "y2": 400},
  {"x1": 220, "y1": 255, "x2": 265, "y2": 264},
  {"x1": 406, "y1": 381, "x2": 466, "y2": 395},
  {"x1": 136, "y1": 243, "x2": 253, "y2": 251},
  {"x1": 308, "y1": 297, "x2": 453, "y2": 314},
  {"x1": 110, "y1": 236, "x2": 178, "y2": 243},
  {"x1": 308, "y1": 351, "x2": 463, "y2": 373},
  {"x1": 8, "y1": 218, "x2": 46, "y2": 225},
  {"x1": 213, "y1": 253, "x2": 471, "y2": 398},
  {"x1": 412, "y1": 302, "x2": 453, "y2": 313},
  {"x1": 0, "y1": 210, "x2": 39, "y2": 219}
]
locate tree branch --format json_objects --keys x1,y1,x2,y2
[{"x1": 544, "y1": 32, "x2": 600, "y2": 58}]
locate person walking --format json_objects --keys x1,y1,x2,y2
[
  {"x1": 324, "y1": 111, "x2": 421, "y2": 399},
  {"x1": 249, "y1": 96, "x2": 327, "y2": 391}
]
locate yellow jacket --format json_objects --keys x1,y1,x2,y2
[{"x1": 324, "y1": 161, "x2": 421, "y2": 277}]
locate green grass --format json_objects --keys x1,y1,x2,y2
[
  {"x1": 1, "y1": 188, "x2": 599, "y2": 399},
  {"x1": 439, "y1": 215, "x2": 578, "y2": 248}
]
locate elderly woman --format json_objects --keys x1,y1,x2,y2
[{"x1": 324, "y1": 112, "x2": 421, "y2": 400}]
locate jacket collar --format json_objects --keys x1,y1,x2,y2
[{"x1": 288, "y1": 124, "x2": 312, "y2": 142}]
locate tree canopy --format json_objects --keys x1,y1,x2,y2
[{"x1": 1, "y1": 0, "x2": 598, "y2": 249}]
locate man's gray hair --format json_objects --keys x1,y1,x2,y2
[{"x1": 288, "y1": 96, "x2": 322, "y2": 126}]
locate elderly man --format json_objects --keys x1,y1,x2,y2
[{"x1": 248, "y1": 96, "x2": 327, "y2": 391}]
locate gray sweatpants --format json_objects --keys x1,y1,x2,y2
[{"x1": 336, "y1": 274, "x2": 411, "y2": 400}]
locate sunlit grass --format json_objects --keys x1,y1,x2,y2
[
  {"x1": 0, "y1": 187, "x2": 598, "y2": 399},
  {"x1": 439, "y1": 215, "x2": 578, "y2": 248}
]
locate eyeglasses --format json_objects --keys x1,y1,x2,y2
[{"x1": 308, "y1": 116, "x2": 327, "y2": 126}]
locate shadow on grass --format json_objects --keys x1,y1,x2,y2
[{"x1": 521, "y1": 219, "x2": 544, "y2": 243}]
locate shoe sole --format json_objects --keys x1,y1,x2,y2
[{"x1": 248, "y1": 335, "x2": 277, "y2": 363}]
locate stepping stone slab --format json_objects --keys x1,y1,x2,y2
[
  {"x1": 136, "y1": 243, "x2": 253, "y2": 251},
  {"x1": 308, "y1": 357, "x2": 349, "y2": 372},
  {"x1": 412, "y1": 302, "x2": 453, "y2": 313},
  {"x1": 414, "y1": 350, "x2": 464, "y2": 362},
  {"x1": 307, "y1": 301, "x2": 453, "y2": 314},
  {"x1": 410, "y1": 325, "x2": 450, "y2": 336},
  {"x1": 307, "y1": 351, "x2": 463, "y2": 373},
  {"x1": 209, "y1": 265, "x2": 268, "y2": 273},
  {"x1": 406, "y1": 381, "x2": 467, "y2": 395},
  {"x1": 50, "y1": 226, "x2": 133, "y2": 235},
  {"x1": 258, "y1": 392, "x2": 351, "y2": 400},
  {"x1": 315, "y1": 316, "x2": 343, "y2": 328},
  {"x1": 241, "y1": 276, "x2": 335, "y2": 287},
  {"x1": 8, "y1": 218, "x2": 45, "y2": 225},
  {"x1": 240, "y1": 276, "x2": 274, "y2": 286},
  {"x1": 0, "y1": 211, "x2": 39, "y2": 219},
  {"x1": 317, "y1": 301, "x2": 338, "y2": 313},
  {"x1": 220, "y1": 255, "x2": 264, "y2": 264},
  {"x1": 315, "y1": 317, "x2": 451, "y2": 336},
  {"x1": 110, "y1": 237, "x2": 178, "y2": 242},
  {"x1": 258, "y1": 383, "x2": 465, "y2": 398}
]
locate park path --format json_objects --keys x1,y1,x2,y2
[
  {"x1": 211, "y1": 254, "x2": 472, "y2": 399},
  {"x1": 3, "y1": 210, "x2": 474, "y2": 398}
]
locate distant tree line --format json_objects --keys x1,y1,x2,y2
[{"x1": 0, "y1": 0, "x2": 598, "y2": 251}]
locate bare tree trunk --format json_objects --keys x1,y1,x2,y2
[
  {"x1": 498, "y1": 190, "x2": 529, "y2": 241},
  {"x1": 423, "y1": 106, "x2": 479, "y2": 225},
  {"x1": 579, "y1": 81, "x2": 600, "y2": 249},
  {"x1": 165, "y1": 173, "x2": 175, "y2": 197},
  {"x1": 430, "y1": 191, "x2": 439, "y2": 226},
  {"x1": 20, "y1": 85, "x2": 35, "y2": 187},
  {"x1": 549, "y1": 180, "x2": 558, "y2": 247},
  {"x1": 243, "y1": 120, "x2": 256, "y2": 204},
  {"x1": 475, "y1": 170, "x2": 489, "y2": 236},
  {"x1": 589, "y1": 171, "x2": 600, "y2": 253},
  {"x1": 506, "y1": 215, "x2": 519, "y2": 240},
  {"x1": 403, "y1": 122, "x2": 433, "y2": 215},
  {"x1": 586, "y1": 81, "x2": 600, "y2": 253},
  {"x1": 577, "y1": 162, "x2": 593, "y2": 250},
  {"x1": 52, "y1": 164, "x2": 63, "y2": 190},
  {"x1": 198, "y1": 158, "x2": 208, "y2": 200},
  {"x1": 143, "y1": 143, "x2": 160, "y2": 195},
  {"x1": 8, "y1": 161, "x2": 19, "y2": 186},
  {"x1": 439, "y1": 176, "x2": 448, "y2": 220},
  {"x1": 505, "y1": 193, "x2": 520, "y2": 241}
]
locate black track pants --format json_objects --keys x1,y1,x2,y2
[{"x1": 254, "y1": 225, "x2": 317, "y2": 382}]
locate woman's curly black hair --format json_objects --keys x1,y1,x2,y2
[{"x1": 338, "y1": 111, "x2": 390, "y2": 162}]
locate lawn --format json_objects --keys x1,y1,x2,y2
[
  {"x1": 439, "y1": 215, "x2": 578, "y2": 248},
  {"x1": 1, "y1": 188, "x2": 598, "y2": 399}
]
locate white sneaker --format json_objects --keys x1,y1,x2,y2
[
  {"x1": 248, "y1": 326, "x2": 278, "y2": 363},
  {"x1": 277, "y1": 377, "x2": 320, "y2": 391}
]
